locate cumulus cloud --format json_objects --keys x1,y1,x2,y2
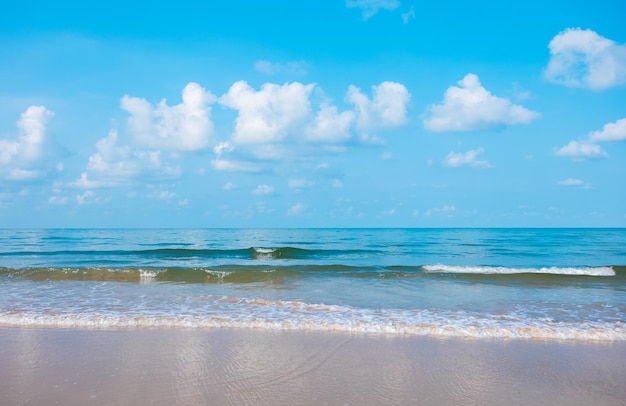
[
  {"x1": 588, "y1": 118, "x2": 626, "y2": 142},
  {"x1": 555, "y1": 118, "x2": 625, "y2": 159},
  {"x1": 254, "y1": 60, "x2": 310, "y2": 76},
  {"x1": 305, "y1": 103, "x2": 355, "y2": 142},
  {"x1": 346, "y1": 0, "x2": 399, "y2": 20},
  {"x1": 554, "y1": 140, "x2": 607, "y2": 158},
  {"x1": 545, "y1": 28, "x2": 626, "y2": 90},
  {"x1": 70, "y1": 129, "x2": 181, "y2": 188},
  {"x1": 346, "y1": 81, "x2": 410, "y2": 130},
  {"x1": 444, "y1": 148, "x2": 492, "y2": 168},
  {"x1": 220, "y1": 81, "x2": 314, "y2": 145},
  {"x1": 121, "y1": 82, "x2": 217, "y2": 151},
  {"x1": 0, "y1": 105, "x2": 54, "y2": 180},
  {"x1": 215, "y1": 80, "x2": 410, "y2": 162},
  {"x1": 423, "y1": 74, "x2": 540, "y2": 132}
]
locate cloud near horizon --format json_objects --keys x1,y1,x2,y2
[{"x1": 423, "y1": 74, "x2": 539, "y2": 132}]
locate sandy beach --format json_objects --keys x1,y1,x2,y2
[{"x1": 1, "y1": 327, "x2": 625, "y2": 405}]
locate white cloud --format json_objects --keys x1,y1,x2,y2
[
  {"x1": 213, "y1": 141, "x2": 234, "y2": 155},
  {"x1": 545, "y1": 28, "x2": 626, "y2": 90},
  {"x1": 381, "y1": 152, "x2": 393, "y2": 160},
  {"x1": 0, "y1": 105, "x2": 54, "y2": 179},
  {"x1": 254, "y1": 60, "x2": 310, "y2": 76},
  {"x1": 288, "y1": 202, "x2": 305, "y2": 215},
  {"x1": 346, "y1": 0, "x2": 399, "y2": 20},
  {"x1": 346, "y1": 81, "x2": 410, "y2": 130},
  {"x1": 223, "y1": 182, "x2": 236, "y2": 190},
  {"x1": 215, "y1": 80, "x2": 410, "y2": 162},
  {"x1": 401, "y1": 6, "x2": 415, "y2": 24},
  {"x1": 557, "y1": 178, "x2": 584, "y2": 186},
  {"x1": 444, "y1": 148, "x2": 492, "y2": 168},
  {"x1": 557, "y1": 178, "x2": 591, "y2": 188},
  {"x1": 220, "y1": 81, "x2": 315, "y2": 144},
  {"x1": 70, "y1": 129, "x2": 181, "y2": 188},
  {"x1": 69, "y1": 173, "x2": 108, "y2": 189},
  {"x1": 588, "y1": 118, "x2": 626, "y2": 142},
  {"x1": 121, "y1": 82, "x2": 216, "y2": 151},
  {"x1": 6, "y1": 168, "x2": 42, "y2": 180},
  {"x1": 252, "y1": 184, "x2": 274, "y2": 195},
  {"x1": 554, "y1": 140, "x2": 607, "y2": 158},
  {"x1": 423, "y1": 73, "x2": 540, "y2": 132},
  {"x1": 555, "y1": 117, "x2": 626, "y2": 159},
  {"x1": 425, "y1": 205, "x2": 456, "y2": 217},
  {"x1": 211, "y1": 158, "x2": 261, "y2": 172},
  {"x1": 305, "y1": 103, "x2": 355, "y2": 143}
]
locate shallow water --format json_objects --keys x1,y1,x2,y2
[{"x1": 1, "y1": 228, "x2": 625, "y2": 340}]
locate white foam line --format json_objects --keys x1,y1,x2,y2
[
  {"x1": 1, "y1": 313, "x2": 624, "y2": 342},
  {"x1": 423, "y1": 265, "x2": 615, "y2": 276}
]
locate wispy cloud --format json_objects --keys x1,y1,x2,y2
[
  {"x1": 252, "y1": 184, "x2": 274, "y2": 195},
  {"x1": 401, "y1": 6, "x2": 415, "y2": 24},
  {"x1": 557, "y1": 178, "x2": 591, "y2": 188},
  {"x1": 444, "y1": 148, "x2": 492, "y2": 168},
  {"x1": 346, "y1": 0, "x2": 400, "y2": 20},
  {"x1": 288, "y1": 202, "x2": 305, "y2": 215}
]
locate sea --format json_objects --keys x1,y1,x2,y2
[{"x1": 1, "y1": 228, "x2": 625, "y2": 341}]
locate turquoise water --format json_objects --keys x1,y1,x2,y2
[{"x1": 1, "y1": 228, "x2": 625, "y2": 340}]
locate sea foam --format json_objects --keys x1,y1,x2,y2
[{"x1": 423, "y1": 264, "x2": 615, "y2": 276}]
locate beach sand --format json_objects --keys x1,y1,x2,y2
[{"x1": 1, "y1": 327, "x2": 625, "y2": 405}]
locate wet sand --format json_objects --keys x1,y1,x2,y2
[{"x1": 1, "y1": 327, "x2": 625, "y2": 405}]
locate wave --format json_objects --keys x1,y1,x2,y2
[
  {"x1": 422, "y1": 264, "x2": 616, "y2": 277},
  {"x1": 1, "y1": 305, "x2": 624, "y2": 341},
  {"x1": 0, "y1": 265, "x2": 622, "y2": 283},
  {"x1": 0, "y1": 246, "x2": 370, "y2": 260}
]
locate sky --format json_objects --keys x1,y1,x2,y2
[{"x1": 0, "y1": 0, "x2": 625, "y2": 228}]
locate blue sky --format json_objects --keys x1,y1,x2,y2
[{"x1": 1, "y1": 0, "x2": 625, "y2": 227}]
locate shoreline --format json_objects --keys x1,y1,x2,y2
[{"x1": 2, "y1": 327, "x2": 625, "y2": 405}]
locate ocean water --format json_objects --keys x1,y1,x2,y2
[{"x1": 1, "y1": 228, "x2": 625, "y2": 341}]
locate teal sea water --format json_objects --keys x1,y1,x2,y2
[{"x1": 1, "y1": 228, "x2": 625, "y2": 341}]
